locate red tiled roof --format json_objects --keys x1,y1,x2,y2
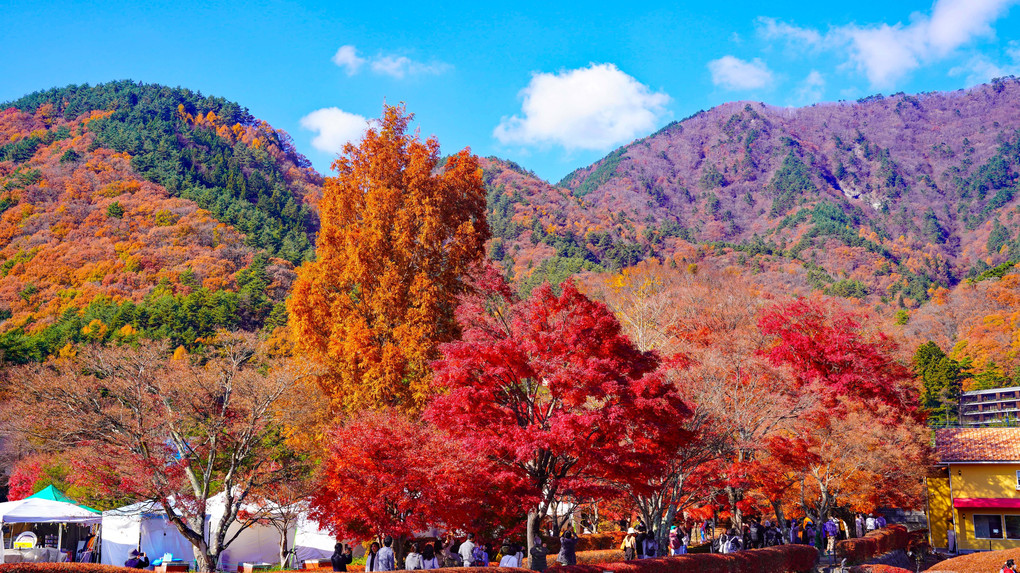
[{"x1": 935, "y1": 428, "x2": 1020, "y2": 462}]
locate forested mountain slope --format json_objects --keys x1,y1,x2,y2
[
  {"x1": 0, "y1": 81, "x2": 322, "y2": 360},
  {"x1": 484, "y1": 78, "x2": 1020, "y2": 308}
]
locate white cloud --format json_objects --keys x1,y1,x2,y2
[
  {"x1": 707, "y1": 56, "x2": 774, "y2": 90},
  {"x1": 927, "y1": 0, "x2": 1013, "y2": 56},
  {"x1": 949, "y1": 41, "x2": 1020, "y2": 85},
  {"x1": 332, "y1": 45, "x2": 365, "y2": 76},
  {"x1": 760, "y1": 0, "x2": 1017, "y2": 88},
  {"x1": 299, "y1": 108, "x2": 372, "y2": 154},
  {"x1": 838, "y1": 23, "x2": 926, "y2": 87},
  {"x1": 795, "y1": 70, "x2": 826, "y2": 104},
  {"x1": 331, "y1": 45, "x2": 450, "y2": 79},
  {"x1": 757, "y1": 17, "x2": 822, "y2": 47},
  {"x1": 493, "y1": 63, "x2": 670, "y2": 151},
  {"x1": 370, "y1": 55, "x2": 451, "y2": 79}
]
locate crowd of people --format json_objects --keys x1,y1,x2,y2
[
  {"x1": 330, "y1": 531, "x2": 578, "y2": 572},
  {"x1": 328, "y1": 513, "x2": 891, "y2": 571},
  {"x1": 620, "y1": 512, "x2": 889, "y2": 558}
]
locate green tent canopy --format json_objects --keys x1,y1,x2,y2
[{"x1": 26, "y1": 485, "x2": 98, "y2": 512}]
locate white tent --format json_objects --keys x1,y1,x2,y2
[
  {"x1": 293, "y1": 514, "x2": 337, "y2": 563},
  {"x1": 101, "y1": 496, "x2": 337, "y2": 569},
  {"x1": 205, "y1": 494, "x2": 339, "y2": 569},
  {"x1": 100, "y1": 501, "x2": 193, "y2": 568},
  {"x1": 0, "y1": 498, "x2": 101, "y2": 524},
  {"x1": 0, "y1": 498, "x2": 101, "y2": 563}
]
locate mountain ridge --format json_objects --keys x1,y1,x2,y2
[{"x1": 484, "y1": 77, "x2": 1020, "y2": 303}]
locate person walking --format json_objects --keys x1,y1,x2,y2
[
  {"x1": 421, "y1": 542, "x2": 439, "y2": 570},
  {"x1": 366, "y1": 542, "x2": 381, "y2": 573},
  {"x1": 669, "y1": 526, "x2": 682, "y2": 556},
  {"x1": 459, "y1": 534, "x2": 476, "y2": 568},
  {"x1": 377, "y1": 537, "x2": 396, "y2": 572},
  {"x1": 499, "y1": 543, "x2": 519, "y2": 567},
  {"x1": 748, "y1": 520, "x2": 762, "y2": 549},
  {"x1": 876, "y1": 514, "x2": 887, "y2": 529},
  {"x1": 405, "y1": 543, "x2": 423, "y2": 571},
  {"x1": 643, "y1": 529, "x2": 658, "y2": 558},
  {"x1": 865, "y1": 515, "x2": 877, "y2": 532},
  {"x1": 824, "y1": 518, "x2": 839, "y2": 555},
  {"x1": 855, "y1": 514, "x2": 864, "y2": 538},
  {"x1": 557, "y1": 530, "x2": 577, "y2": 566},
  {"x1": 331, "y1": 543, "x2": 354, "y2": 572},
  {"x1": 439, "y1": 536, "x2": 456, "y2": 567},
  {"x1": 471, "y1": 543, "x2": 489, "y2": 567},
  {"x1": 803, "y1": 521, "x2": 815, "y2": 546},
  {"x1": 622, "y1": 528, "x2": 638, "y2": 560},
  {"x1": 529, "y1": 537, "x2": 549, "y2": 571}
]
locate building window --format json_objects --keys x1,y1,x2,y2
[
  {"x1": 1006, "y1": 516, "x2": 1020, "y2": 539},
  {"x1": 975, "y1": 514, "x2": 1004, "y2": 539}
]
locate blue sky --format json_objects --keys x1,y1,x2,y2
[{"x1": 3, "y1": 0, "x2": 1020, "y2": 182}]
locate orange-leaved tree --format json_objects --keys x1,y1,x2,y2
[{"x1": 287, "y1": 105, "x2": 489, "y2": 413}]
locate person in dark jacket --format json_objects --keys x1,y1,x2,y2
[
  {"x1": 529, "y1": 537, "x2": 548, "y2": 571},
  {"x1": 332, "y1": 543, "x2": 354, "y2": 572},
  {"x1": 557, "y1": 530, "x2": 577, "y2": 566},
  {"x1": 125, "y1": 549, "x2": 149, "y2": 569}
]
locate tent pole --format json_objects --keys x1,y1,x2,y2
[{"x1": 57, "y1": 523, "x2": 63, "y2": 555}]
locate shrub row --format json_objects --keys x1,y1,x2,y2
[
  {"x1": 555, "y1": 544, "x2": 818, "y2": 573},
  {"x1": 542, "y1": 532, "x2": 627, "y2": 553},
  {"x1": 0, "y1": 565, "x2": 138, "y2": 573},
  {"x1": 850, "y1": 566, "x2": 914, "y2": 573},
  {"x1": 572, "y1": 550, "x2": 626, "y2": 565},
  {"x1": 836, "y1": 525, "x2": 910, "y2": 563},
  {"x1": 925, "y1": 547, "x2": 1020, "y2": 573}
]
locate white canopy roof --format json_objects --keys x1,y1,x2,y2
[{"x1": 0, "y1": 497, "x2": 102, "y2": 524}]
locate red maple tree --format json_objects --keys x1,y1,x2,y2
[{"x1": 427, "y1": 274, "x2": 689, "y2": 553}]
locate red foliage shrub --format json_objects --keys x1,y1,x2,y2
[
  {"x1": 836, "y1": 526, "x2": 910, "y2": 563},
  {"x1": 850, "y1": 566, "x2": 914, "y2": 573},
  {"x1": 836, "y1": 538, "x2": 879, "y2": 562},
  {"x1": 543, "y1": 532, "x2": 627, "y2": 553},
  {"x1": 924, "y1": 547, "x2": 1020, "y2": 573},
  {"x1": 0, "y1": 565, "x2": 138, "y2": 573},
  {"x1": 573, "y1": 550, "x2": 626, "y2": 564},
  {"x1": 556, "y1": 545, "x2": 817, "y2": 573}
]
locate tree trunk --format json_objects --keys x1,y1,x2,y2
[
  {"x1": 527, "y1": 508, "x2": 541, "y2": 563},
  {"x1": 195, "y1": 551, "x2": 216, "y2": 573},
  {"x1": 725, "y1": 486, "x2": 743, "y2": 530},
  {"x1": 772, "y1": 500, "x2": 789, "y2": 543},
  {"x1": 278, "y1": 527, "x2": 289, "y2": 569},
  {"x1": 394, "y1": 536, "x2": 406, "y2": 569}
]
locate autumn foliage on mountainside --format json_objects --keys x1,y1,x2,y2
[
  {"x1": 288, "y1": 105, "x2": 489, "y2": 413},
  {"x1": 482, "y1": 80, "x2": 1020, "y2": 357},
  {"x1": 903, "y1": 264, "x2": 1020, "y2": 388},
  {"x1": 0, "y1": 82, "x2": 323, "y2": 362}
]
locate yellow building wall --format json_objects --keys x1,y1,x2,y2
[
  {"x1": 928, "y1": 475, "x2": 951, "y2": 548},
  {"x1": 948, "y1": 463, "x2": 1020, "y2": 552}
]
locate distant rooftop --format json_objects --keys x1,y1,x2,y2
[
  {"x1": 962, "y1": 386, "x2": 1020, "y2": 397},
  {"x1": 935, "y1": 428, "x2": 1020, "y2": 463}
]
